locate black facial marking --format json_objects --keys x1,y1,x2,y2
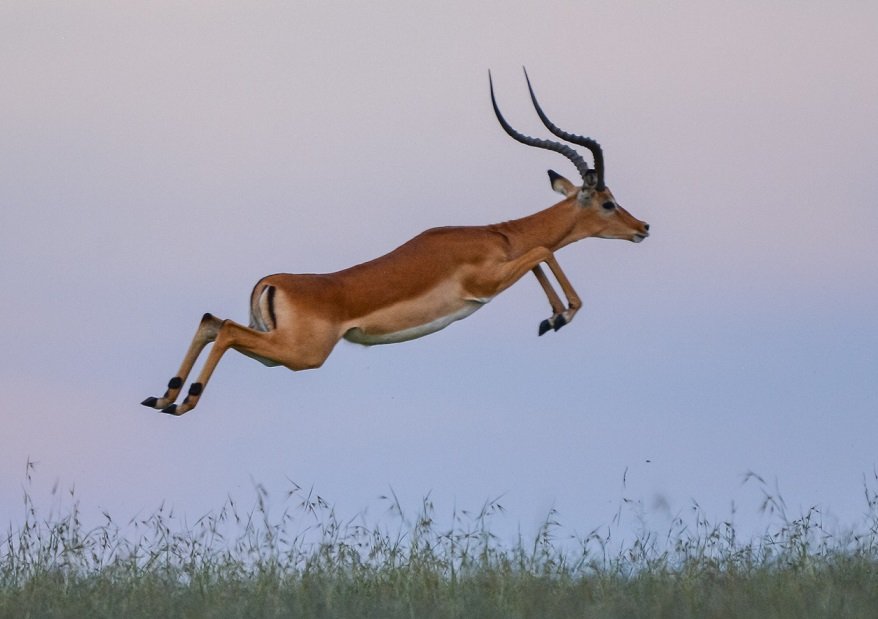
[
  {"x1": 168, "y1": 376, "x2": 183, "y2": 390},
  {"x1": 188, "y1": 382, "x2": 203, "y2": 396}
]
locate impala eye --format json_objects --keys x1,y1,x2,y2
[{"x1": 602, "y1": 201, "x2": 616, "y2": 210}]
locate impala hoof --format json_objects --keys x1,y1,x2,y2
[
  {"x1": 161, "y1": 404, "x2": 178, "y2": 415},
  {"x1": 553, "y1": 314, "x2": 567, "y2": 331},
  {"x1": 538, "y1": 319, "x2": 552, "y2": 336},
  {"x1": 141, "y1": 397, "x2": 158, "y2": 408}
]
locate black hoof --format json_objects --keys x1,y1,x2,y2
[
  {"x1": 141, "y1": 397, "x2": 158, "y2": 408},
  {"x1": 553, "y1": 315, "x2": 568, "y2": 331},
  {"x1": 538, "y1": 319, "x2": 552, "y2": 336},
  {"x1": 161, "y1": 404, "x2": 178, "y2": 415}
]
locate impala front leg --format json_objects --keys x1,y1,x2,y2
[
  {"x1": 532, "y1": 256, "x2": 581, "y2": 336},
  {"x1": 486, "y1": 247, "x2": 576, "y2": 336},
  {"x1": 532, "y1": 265, "x2": 566, "y2": 335}
]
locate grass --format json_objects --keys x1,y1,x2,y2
[{"x1": 3, "y1": 465, "x2": 878, "y2": 618}]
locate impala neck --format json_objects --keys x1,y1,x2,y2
[{"x1": 492, "y1": 199, "x2": 585, "y2": 253}]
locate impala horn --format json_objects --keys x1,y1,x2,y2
[
  {"x1": 489, "y1": 70, "x2": 594, "y2": 187},
  {"x1": 523, "y1": 68, "x2": 605, "y2": 191},
  {"x1": 489, "y1": 69, "x2": 606, "y2": 191}
]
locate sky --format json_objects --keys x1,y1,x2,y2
[{"x1": 2, "y1": 1, "x2": 877, "y2": 546}]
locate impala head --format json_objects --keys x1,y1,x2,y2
[
  {"x1": 490, "y1": 69, "x2": 650, "y2": 243},
  {"x1": 547, "y1": 169, "x2": 650, "y2": 243}
]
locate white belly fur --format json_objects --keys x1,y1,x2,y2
[{"x1": 343, "y1": 299, "x2": 487, "y2": 345}]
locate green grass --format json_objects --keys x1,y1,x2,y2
[{"x1": 4, "y1": 467, "x2": 878, "y2": 618}]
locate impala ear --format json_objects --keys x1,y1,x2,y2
[{"x1": 547, "y1": 170, "x2": 577, "y2": 198}]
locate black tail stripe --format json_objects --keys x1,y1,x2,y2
[{"x1": 267, "y1": 285, "x2": 277, "y2": 329}]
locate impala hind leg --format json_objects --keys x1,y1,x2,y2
[
  {"x1": 160, "y1": 318, "x2": 339, "y2": 416},
  {"x1": 141, "y1": 313, "x2": 223, "y2": 410},
  {"x1": 160, "y1": 319, "x2": 267, "y2": 416}
]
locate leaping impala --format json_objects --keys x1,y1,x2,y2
[{"x1": 142, "y1": 70, "x2": 650, "y2": 415}]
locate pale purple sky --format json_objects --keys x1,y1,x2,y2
[{"x1": 2, "y1": 2, "x2": 877, "y2": 542}]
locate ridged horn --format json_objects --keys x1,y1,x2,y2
[
  {"x1": 489, "y1": 70, "x2": 593, "y2": 185},
  {"x1": 522, "y1": 67, "x2": 606, "y2": 191}
]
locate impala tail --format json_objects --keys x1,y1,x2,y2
[{"x1": 250, "y1": 282, "x2": 277, "y2": 332}]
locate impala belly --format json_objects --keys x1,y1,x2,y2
[{"x1": 343, "y1": 293, "x2": 489, "y2": 346}]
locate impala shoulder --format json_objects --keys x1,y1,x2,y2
[{"x1": 484, "y1": 223, "x2": 515, "y2": 248}]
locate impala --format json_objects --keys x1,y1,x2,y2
[{"x1": 142, "y1": 70, "x2": 650, "y2": 415}]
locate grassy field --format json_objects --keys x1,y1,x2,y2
[{"x1": 3, "y1": 470, "x2": 878, "y2": 618}]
